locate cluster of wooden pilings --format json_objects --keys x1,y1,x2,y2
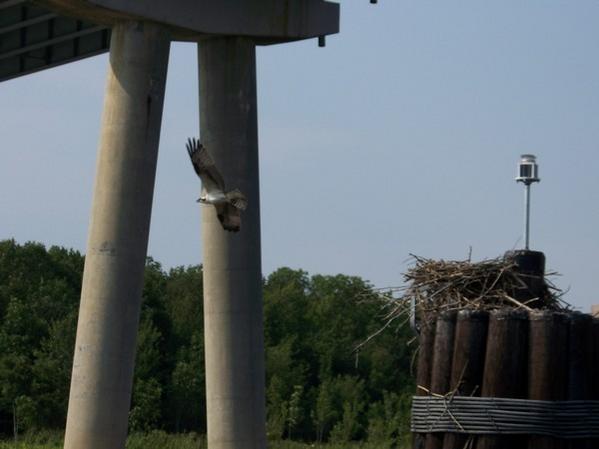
[{"x1": 413, "y1": 308, "x2": 599, "y2": 449}]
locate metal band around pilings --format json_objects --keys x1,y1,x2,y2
[{"x1": 411, "y1": 396, "x2": 599, "y2": 438}]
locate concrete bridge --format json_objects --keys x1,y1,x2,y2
[{"x1": 1, "y1": 1, "x2": 342, "y2": 448}]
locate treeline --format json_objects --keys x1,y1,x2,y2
[{"x1": 0, "y1": 240, "x2": 414, "y2": 446}]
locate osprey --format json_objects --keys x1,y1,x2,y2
[{"x1": 186, "y1": 137, "x2": 248, "y2": 232}]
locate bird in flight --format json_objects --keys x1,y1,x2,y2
[{"x1": 186, "y1": 137, "x2": 247, "y2": 232}]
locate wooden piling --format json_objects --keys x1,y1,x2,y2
[
  {"x1": 527, "y1": 311, "x2": 568, "y2": 449},
  {"x1": 592, "y1": 318, "x2": 599, "y2": 448},
  {"x1": 567, "y1": 313, "x2": 593, "y2": 449},
  {"x1": 424, "y1": 310, "x2": 457, "y2": 449},
  {"x1": 504, "y1": 250, "x2": 546, "y2": 307},
  {"x1": 593, "y1": 318, "x2": 599, "y2": 400},
  {"x1": 413, "y1": 319, "x2": 437, "y2": 449},
  {"x1": 476, "y1": 309, "x2": 529, "y2": 449},
  {"x1": 443, "y1": 310, "x2": 489, "y2": 449}
]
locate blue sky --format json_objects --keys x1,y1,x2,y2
[{"x1": 1, "y1": 2, "x2": 598, "y2": 311}]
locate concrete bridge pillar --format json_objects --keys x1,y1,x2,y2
[
  {"x1": 199, "y1": 37, "x2": 267, "y2": 449},
  {"x1": 63, "y1": 21, "x2": 170, "y2": 449}
]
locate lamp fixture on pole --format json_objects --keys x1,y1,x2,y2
[{"x1": 515, "y1": 154, "x2": 540, "y2": 250}]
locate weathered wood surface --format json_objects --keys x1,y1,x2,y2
[
  {"x1": 592, "y1": 318, "x2": 599, "y2": 448},
  {"x1": 413, "y1": 319, "x2": 437, "y2": 449},
  {"x1": 527, "y1": 311, "x2": 568, "y2": 449},
  {"x1": 424, "y1": 311, "x2": 457, "y2": 449},
  {"x1": 443, "y1": 310, "x2": 489, "y2": 449},
  {"x1": 567, "y1": 313, "x2": 593, "y2": 449},
  {"x1": 412, "y1": 307, "x2": 597, "y2": 448},
  {"x1": 476, "y1": 309, "x2": 528, "y2": 449}
]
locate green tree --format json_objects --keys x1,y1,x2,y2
[
  {"x1": 170, "y1": 331, "x2": 205, "y2": 432},
  {"x1": 329, "y1": 376, "x2": 366, "y2": 443},
  {"x1": 164, "y1": 265, "x2": 203, "y2": 347},
  {"x1": 163, "y1": 265, "x2": 205, "y2": 433},
  {"x1": 13, "y1": 395, "x2": 37, "y2": 434},
  {"x1": 287, "y1": 385, "x2": 303, "y2": 440},
  {"x1": 0, "y1": 241, "x2": 416, "y2": 442},
  {"x1": 130, "y1": 315, "x2": 164, "y2": 431},
  {"x1": 266, "y1": 376, "x2": 288, "y2": 440},
  {"x1": 129, "y1": 378, "x2": 162, "y2": 432},
  {"x1": 312, "y1": 379, "x2": 337, "y2": 442},
  {"x1": 31, "y1": 311, "x2": 78, "y2": 427},
  {"x1": 367, "y1": 391, "x2": 412, "y2": 447}
]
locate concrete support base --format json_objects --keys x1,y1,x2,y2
[
  {"x1": 63, "y1": 21, "x2": 170, "y2": 449},
  {"x1": 199, "y1": 37, "x2": 266, "y2": 449}
]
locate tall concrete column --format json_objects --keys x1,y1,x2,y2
[
  {"x1": 199, "y1": 37, "x2": 266, "y2": 449},
  {"x1": 64, "y1": 22, "x2": 170, "y2": 449}
]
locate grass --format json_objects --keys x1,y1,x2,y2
[
  {"x1": 127, "y1": 431, "x2": 205, "y2": 449},
  {"x1": 0, "y1": 431, "x2": 409, "y2": 449},
  {"x1": 267, "y1": 441, "x2": 407, "y2": 449},
  {"x1": 0, "y1": 429, "x2": 62, "y2": 449}
]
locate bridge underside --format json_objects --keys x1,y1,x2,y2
[
  {"x1": 0, "y1": 0, "x2": 339, "y2": 82},
  {"x1": 0, "y1": 0, "x2": 109, "y2": 82}
]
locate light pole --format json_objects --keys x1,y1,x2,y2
[{"x1": 515, "y1": 154, "x2": 540, "y2": 250}]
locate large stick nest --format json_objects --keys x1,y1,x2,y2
[{"x1": 375, "y1": 254, "x2": 569, "y2": 335}]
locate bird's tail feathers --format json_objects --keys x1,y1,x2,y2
[{"x1": 226, "y1": 189, "x2": 248, "y2": 211}]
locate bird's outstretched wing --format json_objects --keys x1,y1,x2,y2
[
  {"x1": 215, "y1": 203, "x2": 242, "y2": 232},
  {"x1": 186, "y1": 138, "x2": 226, "y2": 192}
]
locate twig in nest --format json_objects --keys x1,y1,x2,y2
[{"x1": 366, "y1": 253, "x2": 568, "y2": 340}]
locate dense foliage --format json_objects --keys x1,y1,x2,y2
[{"x1": 0, "y1": 240, "x2": 414, "y2": 446}]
